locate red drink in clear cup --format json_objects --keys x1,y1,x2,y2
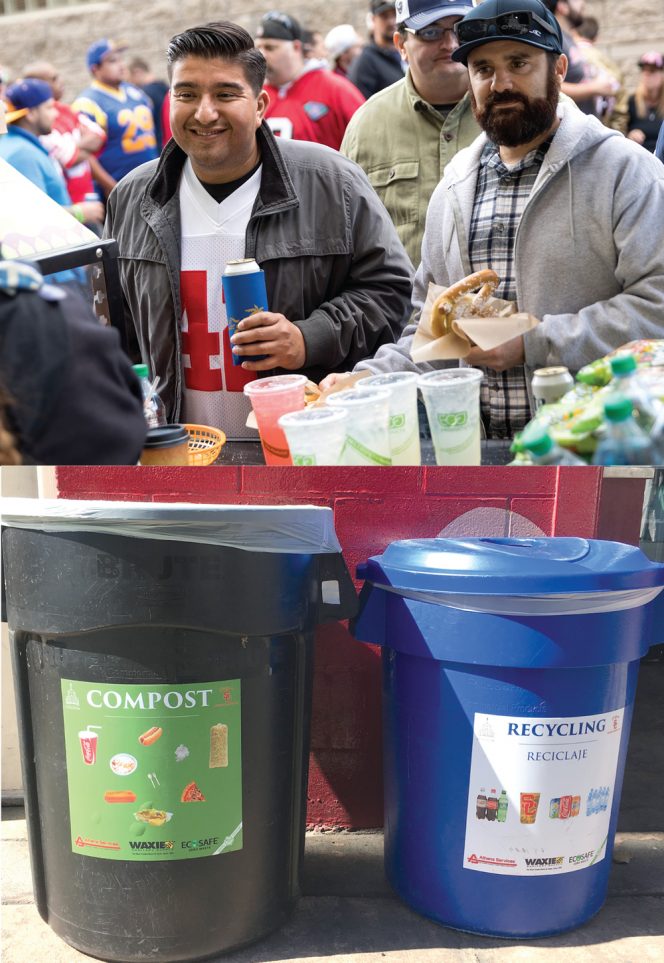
[{"x1": 79, "y1": 730, "x2": 98, "y2": 765}]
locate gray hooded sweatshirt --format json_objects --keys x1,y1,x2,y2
[{"x1": 357, "y1": 100, "x2": 664, "y2": 410}]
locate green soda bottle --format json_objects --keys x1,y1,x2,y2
[{"x1": 497, "y1": 790, "x2": 508, "y2": 823}]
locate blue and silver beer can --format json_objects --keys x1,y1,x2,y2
[{"x1": 222, "y1": 258, "x2": 268, "y2": 366}]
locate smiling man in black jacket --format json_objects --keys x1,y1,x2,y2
[{"x1": 104, "y1": 21, "x2": 413, "y2": 439}]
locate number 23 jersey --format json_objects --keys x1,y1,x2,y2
[{"x1": 72, "y1": 81, "x2": 158, "y2": 181}]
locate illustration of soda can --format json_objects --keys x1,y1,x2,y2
[
  {"x1": 520, "y1": 792, "x2": 540, "y2": 824},
  {"x1": 222, "y1": 258, "x2": 268, "y2": 366},
  {"x1": 549, "y1": 797, "x2": 560, "y2": 819},
  {"x1": 559, "y1": 794, "x2": 573, "y2": 819},
  {"x1": 571, "y1": 795, "x2": 581, "y2": 817}
]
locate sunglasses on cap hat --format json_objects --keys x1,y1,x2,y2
[
  {"x1": 262, "y1": 11, "x2": 298, "y2": 31},
  {"x1": 455, "y1": 9, "x2": 558, "y2": 45}
]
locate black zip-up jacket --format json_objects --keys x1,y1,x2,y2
[
  {"x1": 347, "y1": 42, "x2": 405, "y2": 100},
  {"x1": 104, "y1": 122, "x2": 413, "y2": 422}
]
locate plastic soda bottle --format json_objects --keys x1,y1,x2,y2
[
  {"x1": 486, "y1": 791, "x2": 498, "y2": 822},
  {"x1": 521, "y1": 426, "x2": 586, "y2": 466},
  {"x1": 497, "y1": 790, "x2": 508, "y2": 822},
  {"x1": 476, "y1": 792, "x2": 487, "y2": 820},
  {"x1": 133, "y1": 364, "x2": 167, "y2": 429},
  {"x1": 609, "y1": 353, "x2": 658, "y2": 431},
  {"x1": 592, "y1": 394, "x2": 656, "y2": 466}
]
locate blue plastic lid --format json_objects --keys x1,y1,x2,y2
[{"x1": 357, "y1": 537, "x2": 664, "y2": 595}]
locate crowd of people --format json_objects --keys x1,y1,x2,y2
[{"x1": 1, "y1": 0, "x2": 663, "y2": 464}]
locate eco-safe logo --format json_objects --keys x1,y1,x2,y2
[
  {"x1": 181, "y1": 837, "x2": 220, "y2": 852},
  {"x1": 437, "y1": 411, "x2": 467, "y2": 430},
  {"x1": 569, "y1": 850, "x2": 595, "y2": 864}
]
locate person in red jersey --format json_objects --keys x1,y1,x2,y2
[{"x1": 256, "y1": 11, "x2": 365, "y2": 150}]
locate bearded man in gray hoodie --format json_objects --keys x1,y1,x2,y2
[{"x1": 323, "y1": 0, "x2": 664, "y2": 441}]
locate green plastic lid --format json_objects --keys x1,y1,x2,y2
[
  {"x1": 521, "y1": 427, "x2": 553, "y2": 457},
  {"x1": 610, "y1": 353, "x2": 637, "y2": 377},
  {"x1": 132, "y1": 363, "x2": 149, "y2": 379},
  {"x1": 604, "y1": 394, "x2": 633, "y2": 422}
]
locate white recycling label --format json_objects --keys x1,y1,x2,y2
[{"x1": 463, "y1": 709, "x2": 625, "y2": 876}]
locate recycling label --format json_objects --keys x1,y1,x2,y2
[
  {"x1": 61, "y1": 678, "x2": 242, "y2": 861},
  {"x1": 463, "y1": 709, "x2": 624, "y2": 876}
]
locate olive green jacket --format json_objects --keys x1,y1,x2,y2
[{"x1": 341, "y1": 70, "x2": 480, "y2": 267}]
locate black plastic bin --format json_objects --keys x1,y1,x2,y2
[{"x1": 1, "y1": 499, "x2": 357, "y2": 963}]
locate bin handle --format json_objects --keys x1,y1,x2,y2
[{"x1": 315, "y1": 554, "x2": 359, "y2": 623}]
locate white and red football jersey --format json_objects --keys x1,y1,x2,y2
[
  {"x1": 264, "y1": 66, "x2": 364, "y2": 150},
  {"x1": 178, "y1": 160, "x2": 261, "y2": 440}
]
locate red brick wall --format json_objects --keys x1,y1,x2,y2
[{"x1": 55, "y1": 466, "x2": 625, "y2": 827}]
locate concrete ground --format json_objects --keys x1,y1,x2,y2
[{"x1": 3, "y1": 662, "x2": 663, "y2": 963}]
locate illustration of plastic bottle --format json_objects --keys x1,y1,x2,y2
[
  {"x1": 476, "y1": 792, "x2": 487, "y2": 820},
  {"x1": 486, "y1": 791, "x2": 498, "y2": 822},
  {"x1": 497, "y1": 790, "x2": 508, "y2": 823},
  {"x1": 586, "y1": 789, "x2": 594, "y2": 816}
]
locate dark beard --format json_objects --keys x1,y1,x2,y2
[{"x1": 471, "y1": 68, "x2": 560, "y2": 148}]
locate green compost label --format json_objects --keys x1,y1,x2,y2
[{"x1": 61, "y1": 678, "x2": 242, "y2": 861}]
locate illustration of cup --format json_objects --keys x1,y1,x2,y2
[
  {"x1": 520, "y1": 791, "x2": 540, "y2": 824},
  {"x1": 79, "y1": 730, "x2": 98, "y2": 766}
]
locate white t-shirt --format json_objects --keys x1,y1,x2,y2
[{"x1": 179, "y1": 159, "x2": 261, "y2": 439}]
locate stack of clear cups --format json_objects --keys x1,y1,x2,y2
[
  {"x1": 327, "y1": 387, "x2": 392, "y2": 466},
  {"x1": 278, "y1": 406, "x2": 348, "y2": 465},
  {"x1": 357, "y1": 372, "x2": 421, "y2": 465},
  {"x1": 418, "y1": 368, "x2": 484, "y2": 466}
]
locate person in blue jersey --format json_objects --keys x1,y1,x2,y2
[
  {"x1": 0, "y1": 79, "x2": 104, "y2": 292},
  {"x1": 72, "y1": 39, "x2": 158, "y2": 198}
]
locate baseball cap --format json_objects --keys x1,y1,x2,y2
[
  {"x1": 452, "y1": 0, "x2": 563, "y2": 65},
  {"x1": 4, "y1": 78, "x2": 53, "y2": 123},
  {"x1": 638, "y1": 51, "x2": 664, "y2": 69},
  {"x1": 325, "y1": 24, "x2": 362, "y2": 61},
  {"x1": 86, "y1": 39, "x2": 128, "y2": 71},
  {"x1": 256, "y1": 11, "x2": 303, "y2": 42},
  {"x1": 371, "y1": 1, "x2": 396, "y2": 14},
  {"x1": 396, "y1": 0, "x2": 474, "y2": 30}
]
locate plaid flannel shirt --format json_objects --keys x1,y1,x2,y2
[{"x1": 467, "y1": 138, "x2": 552, "y2": 439}]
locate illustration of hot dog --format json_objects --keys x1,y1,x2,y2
[
  {"x1": 139, "y1": 726, "x2": 163, "y2": 746},
  {"x1": 104, "y1": 790, "x2": 137, "y2": 804}
]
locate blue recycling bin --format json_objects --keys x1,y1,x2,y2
[{"x1": 353, "y1": 537, "x2": 664, "y2": 939}]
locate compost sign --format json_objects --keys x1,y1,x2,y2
[{"x1": 61, "y1": 678, "x2": 242, "y2": 861}]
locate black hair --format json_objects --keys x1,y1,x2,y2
[
  {"x1": 166, "y1": 21, "x2": 267, "y2": 93},
  {"x1": 540, "y1": 0, "x2": 558, "y2": 14}
]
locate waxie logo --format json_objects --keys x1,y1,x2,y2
[
  {"x1": 525, "y1": 856, "x2": 564, "y2": 867},
  {"x1": 129, "y1": 840, "x2": 174, "y2": 850},
  {"x1": 182, "y1": 838, "x2": 220, "y2": 851}
]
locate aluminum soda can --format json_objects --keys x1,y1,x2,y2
[
  {"x1": 222, "y1": 258, "x2": 268, "y2": 366},
  {"x1": 532, "y1": 366, "x2": 574, "y2": 408}
]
